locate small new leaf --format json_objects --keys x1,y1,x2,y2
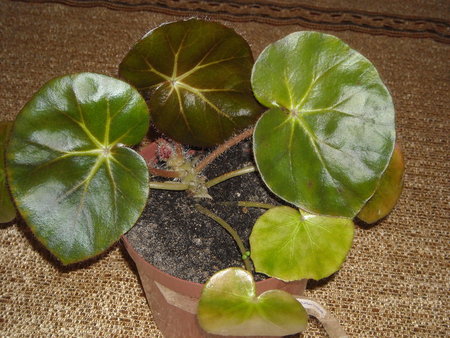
[{"x1": 198, "y1": 267, "x2": 308, "y2": 336}]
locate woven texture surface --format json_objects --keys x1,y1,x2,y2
[{"x1": 1, "y1": 0, "x2": 449, "y2": 336}]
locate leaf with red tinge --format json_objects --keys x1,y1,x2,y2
[
  {"x1": 358, "y1": 145, "x2": 404, "y2": 224},
  {"x1": 120, "y1": 19, "x2": 263, "y2": 147},
  {"x1": 0, "y1": 122, "x2": 16, "y2": 223}
]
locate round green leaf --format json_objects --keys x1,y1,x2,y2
[
  {"x1": 6, "y1": 73, "x2": 150, "y2": 265},
  {"x1": 250, "y1": 206, "x2": 354, "y2": 281},
  {"x1": 198, "y1": 267, "x2": 308, "y2": 336},
  {"x1": 252, "y1": 31, "x2": 395, "y2": 217},
  {"x1": 0, "y1": 122, "x2": 16, "y2": 223},
  {"x1": 119, "y1": 19, "x2": 263, "y2": 147},
  {"x1": 358, "y1": 144, "x2": 404, "y2": 224}
]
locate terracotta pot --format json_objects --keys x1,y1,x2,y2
[
  {"x1": 123, "y1": 141, "x2": 308, "y2": 337},
  {"x1": 123, "y1": 235, "x2": 307, "y2": 338}
]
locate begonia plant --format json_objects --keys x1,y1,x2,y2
[{"x1": 0, "y1": 19, "x2": 404, "y2": 336}]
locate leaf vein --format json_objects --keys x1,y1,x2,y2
[
  {"x1": 174, "y1": 86, "x2": 194, "y2": 135},
  {"x1": 177, "y1": 83, "x2": 237, "y2": 126},
  {"x1": 109, "y1": 156, "x2": 147, "y2": 186}
]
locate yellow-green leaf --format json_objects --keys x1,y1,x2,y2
[
  {"x1": 250, "y1": 206, "x2": 354, "y2": 281},
  {"x1": 198, "y1": 267, "x2": 308, "y2": 336}
]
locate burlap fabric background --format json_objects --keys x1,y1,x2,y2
[{"x1": 1, "y1": 0, "x2": 449, "y2": 336}]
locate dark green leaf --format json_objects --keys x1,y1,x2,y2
[
  {"x1": 198, "y1": 267, "x2": 308, "y2": 336},
  {"x1": 252, "y1": 31, "x2": 396, "y2": 217},
  {"x1": 250, "y1": 206, "x2": 354, "y2": 281},
  {"x1": 6, "y1": 73, "x2": 150, "y2": 264},
  {"x1": 0, "y1": 122, "x2": 16, "y2": 223},
  {"x1": 119, "y1": 19, "x2": 263, "y2": 147}
]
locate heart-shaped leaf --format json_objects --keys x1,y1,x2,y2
[
  {"x1": 250, "y1": 206, "x2": 354, "y2": 281},
  {"x1": 6, "y1": 73, "x2": 150, "y2": 264},
  {"x1": 198, "y1": 267, "x2": 308, "y2": 336},
  {"x1": 119, "y1": 19, "x2": 263, "y2": 147},
  {"x1": 358, "y1": 144, "x2": 404, "y2": 224},
  {"x1": 252, "y1": 31, "x2": 396, "y2": 217},
  {"x1": 0, "y1": 122, "x2": 16, "y2": 223}
]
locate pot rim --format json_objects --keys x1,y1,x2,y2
[{"x1": 122, "y1": 234, "x2": 299, "y2": 295}]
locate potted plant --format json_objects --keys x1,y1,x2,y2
[{"x1": 0, "y1": 19, "x2": 404, "y2": 337}]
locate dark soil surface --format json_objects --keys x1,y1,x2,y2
[{"x1": 126, "y1": 140, "x2": 283, "y2": 284}]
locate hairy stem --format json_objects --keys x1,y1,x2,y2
[
  {"x1": 149, "y1": 166, "x2": 181, "y2": 178},
  {"x1": 174, "y1": 142, "x2": 184, "y2": 158},
  {"x1": 195, "y1": 127, "x2": 254, "y2": 173},
  {"x1": 149, "y1": 181, "x2": 190, "y2": 191},
  {"x1": 195, "y1": 204, "x2": 253, "y2": 272},
  {"x1": 205, "y1": 166, "x2": 256, "y2": 188}
]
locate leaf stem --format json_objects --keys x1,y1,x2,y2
[
  {"x1": 218, "y1": 201, "x2": 277, "y2": 209},
  {"x1": 296, "y1": 296, "x2": 348, "y2": 338},
  {"x1": 174, "y1": 142, "x2": 184, "y2": 158},
  {"x1": 194, "y1": 204, "x2": 253, "y2": 273},
  {"x1": 149, "y1": 181, "x2": 190, "y2": 191},
  {"x1": 205, "y1": 165, "x2": 256, "y2": 188},
  {"x1": 195, "y1": 127, "x2": 254, "y2": 173},
  {"x1": 149, "y1": 166, "x2": 181, "y2": 178}
]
